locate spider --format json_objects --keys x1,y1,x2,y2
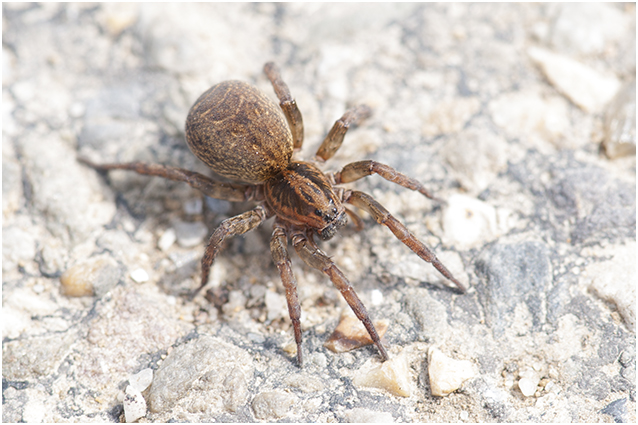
[{"x1": 80, "y1": 62, "x2": 466, "y2": 366}]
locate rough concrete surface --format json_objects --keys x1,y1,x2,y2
[{"x1": 2, "y1": 3, "x2": 635, "y2": 423}]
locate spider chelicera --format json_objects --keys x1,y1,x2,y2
[{"x1": 81, "y1": 62, "x2": 465, "y2": 366}]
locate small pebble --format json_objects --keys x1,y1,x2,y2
[
  {"x1": 428, "y1": 347, "x2": 475, "y2": 397},
  {"x1": 353, "y1": 350, "x2": 411, "y2": 397},
  {"x1": 129, "y1": 368, "x2": 153, "y2": 392},
  {"x1": 370, "y1": 289, "x2": 383, "y2": 306},
  {"x1": 123, "y1": 385, "x2": 147, "y2": 423},
  {"x1": 174, "y1": 220, "x2": 208, "y2": 248},
  {"x1": 324, "y1": 311, "x2": 388, "y2": 353},
  {"x1": 518, "y1": 377, "x2": 538, "y2": 397},
  {"x1": 59, "y1": 256, "x2": 119, "y2": 297},
  {"x1": 158, "y1": 228, "x2": 176, "y2": 251},
  {"x1": 130, "y1": 268, "x2": 149, "y2": 283}
]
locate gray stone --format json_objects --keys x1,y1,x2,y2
[
  {"x1": 475, "y1": 242, "x2": 552, "y2": 338},
  {"x1": 403, "y1": 287, "x2": 448, "y2": 341},
  {"x1": 173, "y1": 220, "x2": 209, "y2": 248},
  {"x1": 2, "y1": 332, "x2": 76, "y2": 381},
  {"x1": 600, "y1": 398, "x2": 628, "y2": 423},
  {"x1": 147, "y1": 335, "x2": 253, "y2": 418}
]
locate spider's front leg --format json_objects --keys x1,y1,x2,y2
[
  {"x1": 314, "y1": 105, "x2": 372, "y2": 162},
  {"x1": 333, "y1": 160, "x2": 441, "y2": 202},
  {"x1": 344, "y1": 190, "x2": 466, "y2": 293},
  {"x1": 291, "y1": 230, "x2": 389, "y2": 362},
  {"x1": 270, "y1": 222, "x2": 303, "y2": 366}
]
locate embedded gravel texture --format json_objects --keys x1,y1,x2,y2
[{"x1": 3, "y1": 3, "x2": 636, "y2": 423}]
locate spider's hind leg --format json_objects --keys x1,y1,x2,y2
[{"x1": 78, "y1": 158, "x2": 258, "y2": 202}]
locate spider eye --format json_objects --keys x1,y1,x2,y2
[
  {"x1": 314, "y1": 209, "x2": 322, "y2": 217},
  {"x1": 332, "y1": 207, "x2": 337, "y2": 215}
]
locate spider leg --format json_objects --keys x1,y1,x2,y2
[
  {"x1": 344, "y1": 207, "x2": 365, "y2": 231},
  {"x1": 78, "y1": 158, "x2": 260, "y2": 202},
  {"x1": 291, "y1": 230, "x2": 389, "y2": 362},
  {"x1": 344, "y1": 190, "x2": 466, "y2": 293},
  {"x1": 334, "y1": 160, "x2": 441, "y2": 202},
  {"x1": 270, "y1": 222, "x2": 303, "y2": 366},
  {"x1": 263, "y1": 62, "x2": 304, "y2": 150},
  {"x1": 194, "y1": 205, "x2": 272, "y2": 297},
  {"x1": 315, "y1": 105, "x2": 372, "y2": 162}
]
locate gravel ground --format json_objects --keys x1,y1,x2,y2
[{"x1": 2, "y1": 3, "x2": 636, "y2": 423}]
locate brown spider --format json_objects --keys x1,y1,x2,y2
[{"x1": 80, "y1": 62, "x2": 465, "y2": 366}]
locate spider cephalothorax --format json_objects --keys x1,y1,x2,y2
[{"x1": 81, "y1": 62, "x2": 466, "y2": 366}]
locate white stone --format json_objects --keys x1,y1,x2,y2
[
  {"x1": 581, "y1": 242, "x2": 636, "y2": 329},
  {"x1": 428, "y1": 347, "x2": 475, "y2": 397},
  {"x1": 528, "y1": 46, "x2": 621, "y2": 113},
  {"x1": 442, "y1": 194, "x2": 498, "y2": 249},
  {"x1": 353, "y1": 350, "x2": 412, "y2": 397},
  {"x1": 370, "y1": 289, "x2": 383, "y2": 306},
  {"x1": 157, "y1": 228, "x2": 176, "y2": 251},
  {"x1": 123, "y1": 385, "x2": 147, "y2": 423},
  {"x1": 518, "y1": 377, "x2": 537, "y2": 397},
  {"x1": 130, "y1": 268, "x2": 149, "y2": 283},
  {"x1": 129, "y1": 368, "x2": 154, "y2": 392}
]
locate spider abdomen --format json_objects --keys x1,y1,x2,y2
[
  {"x1": 185, "y1": 80, "x2": 293, "y2": 184},
  {"x1": 264, "y1": 162, "x2": 347, "y2": 239}
]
